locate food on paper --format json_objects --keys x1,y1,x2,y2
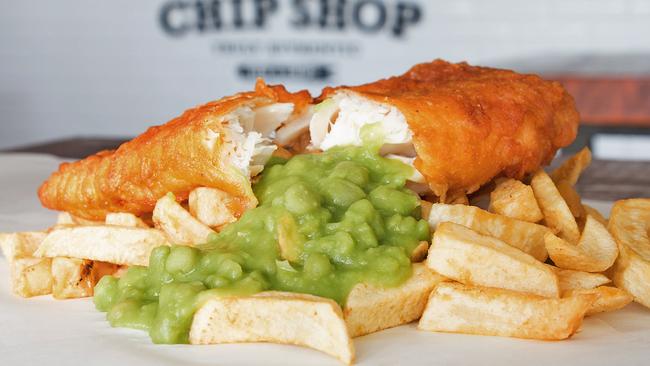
[
  {"x1": 3, "y1": 60, "x2": 649, "y2": 365},
  {"x1": 428, "y1": 204, "x2": 549, "y2": 261},
  {"x1": 189, "y1": 292, "x2": 355, "y2": 365},
  {"x1": 608, "y1": 198, "x2": 650, "y2": 308},
  {"x1": 34, "y1": 226, "x2": 170, "y2": 266},
  {"x1": 418, "y1": 282, "x2": 595, "y2": 340},
  {"x1": 488, "y1": 178, "x2": 543, "y2": 223},
  {"x1": 427, "y1": 222, "x2": 559, "y2": 297},
  {"x1": 544, "y1": 215, "x2": 618, "y2": 272},
  {"x1": 343, "y1": 263, "x2": 446, "y2": 337}
]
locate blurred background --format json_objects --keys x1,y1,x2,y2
[{"x1": 1, "y1": 0, "x2": 649, "y2": 179}]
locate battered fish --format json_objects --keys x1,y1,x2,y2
[
  {"x1": 38, "y1": 81, "x2": 312, "y2": 220},
  {"x1": 309, "y1": 59, "x2": 579, "y2": 199}
]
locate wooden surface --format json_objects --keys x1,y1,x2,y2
[{"x1": 2, "y1": 138, "x2": 649, "y2": 201}]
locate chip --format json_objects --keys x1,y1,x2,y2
[
  {"x1": 10, "y1": 257, "x2": 52, "y2": 297},
  {"x1": 51, "y1": 258, "x2": 120, "y2": 299},
  {"x1": 0, "y1": 232, "x2": 52, "y2": 297},
  {"x1": 550, "y1": 147, "x2": 592, "y2": 186},
  {"x1": 556, "y1": 181, "x2": 586, "y2": 220},
  {"x1": 420, "y1": 200, "x2": 433, "y2": 220},
  {"x1": 531, "y1": 170, "x2": 580, "y2": 243},
  {"x1": 608, "y1": 198, "x2": 650, "y2": 308},
  {"x1": 344, "y1": 263, "x2": 446, "y2": 337},
  {"x1": 189, "y1": 291, "x2": 354, "y2": 365},
  {"x1": 410, "y1": 241, "x2": 429, "y2": 262},
  {"x1": 544, "y1": 215, "x2": 618, "y2": 272},
  {"x1": 583, "y1": 205, "x2": 607, "y2": 226},
  {"x1": 564, "y1": 286, "x2": 633, "y2": 316},
  {"x1": 188, "y1": 187, "x2": 237, "y2": 229},
  {"x1": 489, "y1": 179, "x2": 543, "y2": 223},
  {"x1": 0, "y1": 232, "x2": 46, "y2": 260},
  {"x1": 550, "y1": 266, "x2": 611, "y2": 293},
  {"x1": 418, "y1": 282, "x2": 596, "y2": 340},
  {"x1": 35, "y1": 226, "x2": 169, "y2": 266},
  {"x1": 105, "y1": 213, "x2": 149, "y2": 228},
  {"x1": 428, "y1": 204, "x2": 549, "y2": 261},
  {"x1": 427, "y1": 222, "x2": 559, "y2": 298},
  {"x1": 153, "y1": 193, "x2": 215, "y2": 245}
]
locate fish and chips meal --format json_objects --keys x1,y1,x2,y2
[{"x1": 2, "y1": 59, "x2": 649, "y2": 364}]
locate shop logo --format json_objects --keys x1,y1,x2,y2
[{"x1": 160, "y1": 0, "x2": 422, "y2": 37}]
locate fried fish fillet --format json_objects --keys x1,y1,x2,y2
[
  {"x1": 310, "y1": 59, "x2": 579, "y2": 199},
  {"x1": 38, "y1": 81, "x2": 312, "y2": 220}
]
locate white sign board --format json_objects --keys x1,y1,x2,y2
[{"x1": 1, "y1": 0, "x2": 649, "y2": 148}]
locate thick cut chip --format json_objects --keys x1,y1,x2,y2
[
  {"x1": 418, "y1": 282, "x2": 595, "y2": 340},
  {"x1": 488, "y1": 179, "x2": 543, "y2": 223},
  {"x1": 428, "y1": 204, "x2": 549, "y2": 262},
  {"x1": 410, "y1": 241, "x2": 429, "y2": 262},
  {"x1": 427, "y1": 222, "x2": 559, "y2": 298},
  {"x1": 584, "y1": 205, "x2": 607, "y2": 226},
  {"x1": 105, "y1": 213, "x2": 149, "y2": 228},
  {"x1": 153, "y1": 193, "x2": 215, "y2": 245},
  {"x1": 344, "y1": 263, "x2": 446, "y2": 337},
  {"x1": 544, "y1": 215, "x2": 618, "y2": 272},
  {"x1": 608, "y1": 198, "x2": 650, "y2": 308},
  {"x1": 556, "y1": 181, "x2": 586, "y2": 220},
  {"x1": 35, "y1": 226, "x2": 169, "y2": 266},
  {"x1": 565, "y1": 286, "x2": 633, "y2": 316},
  {"x1": 189, "y1": 292, "x2": 354, "y2": 365},
  {"x1": 531, "y1": 170, "x2": 580, "y2": 243},
  {"x1": 10, "y1": 257, "x2": 53, "y2": 297},
  {"x1": 188, "y1": 187, "x2": 238, "y2": 229},
  {"x1": 51, "y1": 258, "x2": 119, "y2": 299},
  {"x1": 0, "y1": 232, "x2": 47, "y2": 260},
  {"x1": 550, "y1": 147, "x2": 592, "y2": 186},
  {"x1": 550, "y1": 266, "x2": 610, "y2": 293},
  {"x1": 1, "y1": 232, "x2": 52, "y2": 297},
  {"x1": 420, "y1": 200, "x2": 433, "y2": 221}
]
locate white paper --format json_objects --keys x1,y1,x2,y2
[{"x1": 1, "y1": 153, "x2": 649, "y2": 366}]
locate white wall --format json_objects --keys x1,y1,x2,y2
[{"x1": 1, "y1": 0, "x2": 649, "y2": 149}]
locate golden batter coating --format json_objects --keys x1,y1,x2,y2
[
  {"x1": 321, "y1": 59, "x2": 579, "y2": 199},
  {"x1": 38, "y1": 81, "x2": 312, "y2": 220}
]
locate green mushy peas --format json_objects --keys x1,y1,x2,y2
[{"x1": 93, "y1": 145, "x2": 430, "y2": 344}]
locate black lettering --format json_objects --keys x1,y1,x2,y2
[
  {"x1": 254, "y1": 0, "x2": 277, "y2": 27},
  {"x1": 393, "y1": 2, "x2": 421, "y2": 36},
  {"x1": 291, "y1": 0, "x2": 310, "y2": 27},
  {"x1": 195, "y1": 1, "x2": 208, "y2": 32},
  {"x1": 319, "y1": 0, "x2": 346, "y2": 30},
  {"x1": 210, "y1": 0, "x2": 223, "y2": 30},
  {"x1": 352, "y1": 0, "x2": 386, "y2": 33},
  {"x1": 160, "y1": 1, "x2": 190, "y2": 36},
  {"x1": 232, "y1": 0, "x2": 244, "y2": 28}
]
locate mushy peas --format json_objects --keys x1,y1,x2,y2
[{"x1": 93, "y1": 145, "x2": 430, "y2": 343}]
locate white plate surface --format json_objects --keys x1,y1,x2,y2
[{"x1": 1, "y1": 153, "x2": 649, "y2": 366}]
